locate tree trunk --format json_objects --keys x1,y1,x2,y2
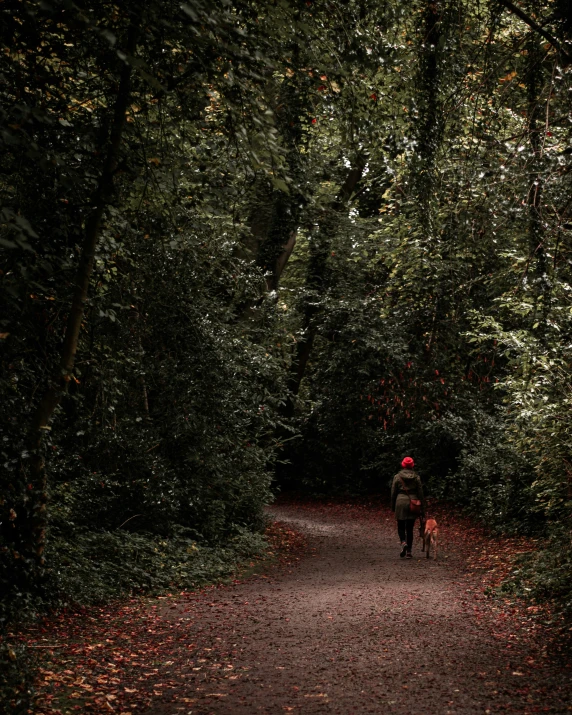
[
  {"x1": 21, "y1": 20, "x2": 140, "y2": 578},
  {"x1": 409, "y1": 0, "x2": 447, "y2": 356},
  {"x1": 284, "y1": 157, "x2": 366, "y2": 413},
  {"x1": 413, "y1": 0, "x2": 443, "y2": 234},
  {"x1": 237, "y1": 50, "x2": 308, "y2": 321},
  {"x1": 525, "y1": 3, "x2": 547, "y2": 335},
  {"x1": 129, "y1": 303, "x2": 151, "y2": 419}
]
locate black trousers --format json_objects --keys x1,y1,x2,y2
[{"x1": 397, "y1": 519, "x2": 415, "y2": 551}]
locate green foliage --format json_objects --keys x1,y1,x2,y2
[
  {"x1": 2, "y1": 0, "x2": 572, "y2": 640},
  {"x1": 503, "y1": 524, "x2": 572, "y2": 620},
  {"x1": 430, "y1": 412, "x2": 541, "y2": 534},
  {"x1": 46, "y1": 525, "x2": 268, "y2": 607},
  {"x1": 273, "y1": 0, "x2": 572, "y2": 620},
  {"x1": 0, "y1": 0, "x2": 290, "y2": 618}
]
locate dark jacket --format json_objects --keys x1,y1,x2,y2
[{"x1": 391, "y1": 469, "x2": 426, "y2": 520}]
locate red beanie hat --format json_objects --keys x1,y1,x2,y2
[{"x1": 401, "y1": 457, "x2": 414, "y2": 469}]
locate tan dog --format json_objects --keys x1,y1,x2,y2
[{"x1": 419, "y1": 518, "x2": 438, "y2": 559}]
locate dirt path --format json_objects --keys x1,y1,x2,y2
[
  {"x1": 32, "y1": 501, "x2": 572, "y2": 714},
  {"x1": 144, "y1": 502, "x2": 571, "y2": 714}
]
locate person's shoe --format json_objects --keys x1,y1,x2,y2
[
  {"x1": 406, "y1": 551, "x2": 413, "y2": 559},
  {"x1": 400, "y1": 542, "x2": 407, "y2": 558}
]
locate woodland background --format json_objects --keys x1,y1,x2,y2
[{"x1": 1, "y1": 0, "x2": 572, "y2": 709}]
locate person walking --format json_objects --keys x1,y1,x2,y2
[{"x1": 391, "y1": 457, "x2": 426, "y2": 558}]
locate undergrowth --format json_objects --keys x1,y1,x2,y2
[
  {"x1": 44, "y1": 525, "x2": 268, "y2": 608},
  {"x1": 499, "y1": 524, "x2": 572, "y2": 625}
]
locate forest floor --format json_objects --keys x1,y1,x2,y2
[{"x1": 28, "y1": 499, "x2": 572, "y2": 714}]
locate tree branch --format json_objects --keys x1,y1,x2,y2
[{"x1": 498, "y1": 0, "x2": 572, "y2": 64}]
